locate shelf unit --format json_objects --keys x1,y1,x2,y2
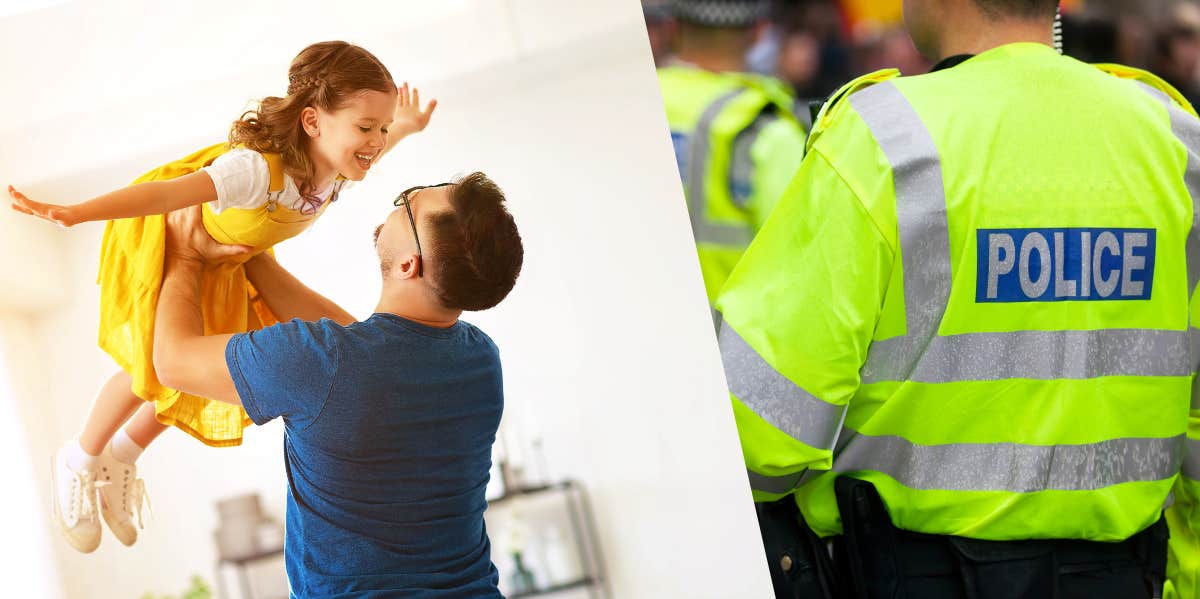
[
  {"x1": 487, "y1": 480, "x2": 610, "y2": 599},
  {"x1": 215, "y1": 546, "x2": 286, "y2": 599}
]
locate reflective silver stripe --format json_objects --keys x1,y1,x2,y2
[
  {"x1": 1192, "y1": 368, "x2": 1200, "y2": 410},
  {"x1": 862, "y1": 328, "x2": 1191, "y2": 384},
  {"x1": 720, "y1": 323, "x2": 849, "y2": 450},
  {"x1": 849, "y1": 81, "x2": 952, "y2": 382},
  {"x1": 686, "y1": 89, "x2": 755, "y2": 247},
  {"x1": 1192, "y1": 327, "x2": 1200, "y2": 376},
  {"x1": 729, "y1": 113, "x2": 775, "y2": 210},
  {"x1": 832, "y1": 433, "x2": 1184, "y2": 492},
  {"x1": 1134, "y1": 82, "x2": 1200, "y2": 295},
  {"x1": 1183, "y1": 437, "x2": 1200, "y2": 480},
  {"x1": 747, "y1": 468, "x2": 806, "y2": 495},
  {"x1": 1132, "y1": 84, "x2": 1200, "y2": 414},
  {"x1": 1192, "y1": 327, "x2": 1200, "y2": 412}
]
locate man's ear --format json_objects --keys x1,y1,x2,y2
[
  {"x1": 301, "y1": 106, "x2": 320, "y2": 137},
  {"x1": 394, "y1": 252, "x2": 421, "y2": 281}
]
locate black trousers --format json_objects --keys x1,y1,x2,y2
[
  {"x1": 756, "y1": 479, "x2": 1169, "y2": 599},
  {"x1": 834, "y1": 478, "x2": 1169, "y2": 599}
]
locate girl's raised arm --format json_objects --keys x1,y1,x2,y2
[
  {"x1": 9, "y1": 170, "x2": 218, "y2": 227},
  {"x1": 380, "y1": 82, "x2": 437, "y2": 159}
]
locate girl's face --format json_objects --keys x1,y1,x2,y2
[{"x1": 305, "y1": 88, "x2": 397, "y2": 184}]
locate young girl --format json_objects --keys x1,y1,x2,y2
[{"x1": 9, "y1": 40, "x2": 435, "y2": 553}]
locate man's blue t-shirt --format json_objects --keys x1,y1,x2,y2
[{"x1": 225, "y1": 313, "x2": 504, "y2": 598}]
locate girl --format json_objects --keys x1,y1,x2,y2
[{"x1": 9, "y1": 40, "x2": 435, "y2": 553}]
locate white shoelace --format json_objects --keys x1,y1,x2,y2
[
  {"x1": 65, "y1": 470, "x2": 97, "y2": 528},
  {"x1": 128, "y1": 478, "x2": 152, "y2": 529},
  {"x1": 100, "y1": 473, "x2": 152, "y2": 529}
]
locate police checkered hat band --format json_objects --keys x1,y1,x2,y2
[{"x1": 670, "y1": 0, "x2": 762, "y2": 28}]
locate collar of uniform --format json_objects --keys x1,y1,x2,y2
[
  {"x1": 931, "y1": 54, "x2": 975, "y2": 72},
  {"x1": 932, "y1": 41, "x2": 1058, "y2": 72},
  {"x1": 973, "y1": 41, "x2": 1059, "y2": 63}
]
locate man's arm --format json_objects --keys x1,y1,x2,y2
[
  {"x1": 1166, "y1": 292, "x2": 1200, "y2": 597},
  {"x1": 152, "y1": 207, "x2": 250, "y2": 405},
  {"x1": 244, "y1": 252, "x2": 356, "y2": 326},
  {"x1": 715, "y1": 147, "x2": 893, "y2": 503},
  {"x1": 153, "y1": 257, "x2": 241, "y2": 404}
]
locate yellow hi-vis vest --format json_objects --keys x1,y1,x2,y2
[
  {"x1": 658, "y1": 65, "x2": 808, "y2": 305},
  {"x1": 714, "y1": 43, "x2": 1200, "y2": 597}
]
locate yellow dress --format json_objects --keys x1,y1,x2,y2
[{"x1": 96, "y1": 143, "x2": 337, "y2": 447}]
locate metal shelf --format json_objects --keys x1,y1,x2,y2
[
  {"x1": 487, "y1": 479, "x2": 611, "y2": 599},
  {"x1": 510, "y1": 576, "x2": 597, "y2": 598}
]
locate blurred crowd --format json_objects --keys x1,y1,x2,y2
[{"x1": 644, "y1": 0, "x2": 1200, "y2": 108}]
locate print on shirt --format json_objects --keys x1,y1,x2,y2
[{"x1": 975, "y1": 227, "x2": 1156, "y2": 302}]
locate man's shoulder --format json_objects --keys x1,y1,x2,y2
[
  {"x1": 1091, "y1": 62, "x2": 1198, "y2": 117},
  {"x1": 805, "y1": 68, "x2": 902, "y2": 154},
  {"x1": 455, "y1": 320, "x2": 500, "y2": 355},
  {"x1": 356, "y1": 315, "x2": 500, "y2": 358},
  {"x1": 246, "y1": 317, "x2": 346, "y2": 353}
]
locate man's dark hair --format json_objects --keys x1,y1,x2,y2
[
  {"x1": 425, "y1": 172, "x2": 524, "y2": 311},
  {"x1": 974, "y1": 0, "x2": 1058, "y2": 20}
]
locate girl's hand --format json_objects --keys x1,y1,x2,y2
[
  {"x1": 8, "y1": 185, "x2": 77, "y2": 227},
  {"x1": 391, "y1": 82, "x2": 437, "y2": 137}
]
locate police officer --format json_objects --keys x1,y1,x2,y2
[
  {"x1": 658, "y1": 0, "x2": 808, "y2": 307},
  {"x1": 715, "y1": 0, "x2": 1200, "y2": 597}
]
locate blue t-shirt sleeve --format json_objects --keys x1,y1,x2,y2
[{"x1": 225, "y1": 318, "x2": 342, "y2": 427}]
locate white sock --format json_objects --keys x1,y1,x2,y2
[
  {"x1": 65, "y1": 440, "x2": 100, "y2": 472},
  {"x1": 110, "y1": 429, "x2": 145, "y2": 465}
]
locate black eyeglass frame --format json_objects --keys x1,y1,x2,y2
[{"x1": 393, "y1": 183, "x2": 454, "y2": 277}]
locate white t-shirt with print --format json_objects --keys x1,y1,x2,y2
[{"x1": 201, "y1": 148, "x2": 338, "y2": 214}]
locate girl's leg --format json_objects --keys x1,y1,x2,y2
[
  {"x1": 95, "y1": 383, "x2": 166, "y2": 548},
  {"x1": 54, "y1": 369, "x2": 144, "y2": 553},
  {"x1": 77, "y1": 370, "x2": 142, "y2": 456},
  {"x1": 123, "y1": 401, "x2": 168, "y2": 449}
]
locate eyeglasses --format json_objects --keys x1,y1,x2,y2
[{"x1": 393, "y1": 183, "x2": 453, "y2": 277}]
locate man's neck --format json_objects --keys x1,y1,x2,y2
[
  {"x1": 674, "y1": 26, "x2": 751, "y2": 73},
  {"x1": 673, "y1": 50, "x2": 746, "y2": 73},
  {"x1": 375, "y1": 289, "x2": 460, "y2": 329},
  {"x1": 930, "y1": 11, "x2": 1053, "y2": 62}
]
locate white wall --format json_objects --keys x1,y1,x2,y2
[
  {"x1": 0, "y1": 1, "x2": 772, "y2": 598},
  {"x1": 0, "y1": 317, "x2": 65, "y2": 599}
]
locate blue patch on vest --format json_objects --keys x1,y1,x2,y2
[
  {"x1": 670, "y1": 131, "x2": 688, "y2": 178},
  {"x1": 975, "y1": 228, "x2": 1155, "y2": 302},
  {"x1": 729, "y1": 179, "x2": 753, "y2": 204}
]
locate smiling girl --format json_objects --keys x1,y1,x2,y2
[{"x1": 8, "y1": 41, "x2": 435, "y2": 553}]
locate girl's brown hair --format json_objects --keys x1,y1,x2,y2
[{"x1": 230, "y1": 41, "x2": 395, "y2": 197}]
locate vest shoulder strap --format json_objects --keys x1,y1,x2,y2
[
  {"x1": 227, "y1": 143, "x2": 286, "y2": 194},
  {"x1": 259, "y1": 152, "x2": 286, "y2": 194}
]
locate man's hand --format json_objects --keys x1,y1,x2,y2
[
  {"x1": 164, "y1": 205, "x2": 252, "y2": 265},
  {"x1": 391, "y1": 81, "x2": 437, "y2": 138}
]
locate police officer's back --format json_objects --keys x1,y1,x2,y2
[
  {"x1": 658, "y1": 0, "x2": 807, "y2": 306},
  {"x1": 715, "y1": 0, "x2": 1200, "y2": 597}
]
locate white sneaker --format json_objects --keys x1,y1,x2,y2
[
  {"x1": 50, "y1": 444, "x2": 101, "y2": 553},
  {"x1": 97, "y1": 445, "x2": 149, "y2": 547}
]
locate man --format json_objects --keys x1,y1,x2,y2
[
  {"x1": 153, "y1": 173, "x2": 523, "y2": 598},
  {"x1": 643, "y1": 0, "x2": 677, "y2": 66},
  {"x1": 716, "y1": 0, "x2": 1200, "y2": 597},
  {"x1": 658, "y1": 0, "x2": 808, "y2": 307}
]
